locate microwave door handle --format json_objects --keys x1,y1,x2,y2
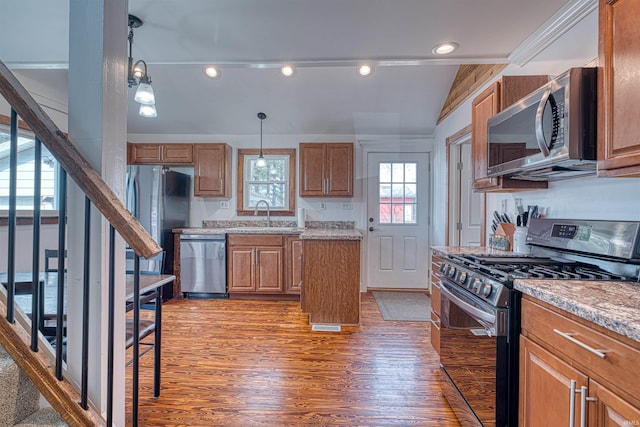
[{"x1": 535, "y1": 86, "x2": 552, "y2": 157}]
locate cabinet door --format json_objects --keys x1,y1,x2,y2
[
  {"x1": 519, "y1": 336, "x2": 588, "y2": 427},
  {"x1": 589, "y1": 379, "x2": 640, "y2": 427},
  {"x1": 299, "y1": 143, "x2": 326, "y2": 196},
  {"x1": 472, "y1": 83, "x2": 501, "y2": 191},
  {"x1": 326, "y1": 143, "x2": 353, "y2": 196},
  {"x1": 286, "y1": 238, "x2": 303, "y2": 293},
  {"x1": 598, "y1": 0, "x2": 640, "y2": 176},
  {"x1": 194, "y1": 144, "x2": 230, "y2": 197},
  {"x1": 228, "y1": 246, "x2": 255, "y2": 292},
  {"x1": 128, "y1": 144, "x2": 163, "y2": 164},
  {"x1": 255, "y1": 247, "x2": 283, "y2": 292},
  {"x1": 162, "y1": 144, "x2": 193, "y2": 164}
]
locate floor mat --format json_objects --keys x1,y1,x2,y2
[{"x1": 372, "y1": 291, "x2": 431, "y2": 321}]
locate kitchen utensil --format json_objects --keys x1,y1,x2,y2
[{"x1": 493, "y1": 211, "x2": 502, "y2": 223}]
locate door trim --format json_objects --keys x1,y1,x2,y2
[{"x1": 446, "y1": 125, "x2": 486, "y2": 246}]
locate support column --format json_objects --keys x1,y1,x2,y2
[{"x1": 67, "y1": 1, "x2": 128, "y2": 425}]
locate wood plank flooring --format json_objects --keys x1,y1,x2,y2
[{"x1": 126, "y1": 293, "x2": 460, "y2": 426}]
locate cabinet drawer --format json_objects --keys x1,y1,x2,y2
[
  {"x1": 431, "y1": 310, "x2": 441, "y2": 355},
  {"x1": 521, "y1": 297, "x2": 640, "y2": 400},
  {"x1": 431, "y1": 282, "x2": 441, "y2": 317},
  {"x1": 228, "y1": 234, "x2": 284, "y2": 247}
]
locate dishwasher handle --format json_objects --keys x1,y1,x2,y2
[{"x1": 180, "y1": 234, "x2": 226, "y2": 241}]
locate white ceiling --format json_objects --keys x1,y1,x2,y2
[{"x1": 1, "y1": 0, "x2": 585, "y2": 137}]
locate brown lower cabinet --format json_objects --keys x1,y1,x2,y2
[
  {"x1": 227, "y1": 234, "x2": 301, "y2": 296},
  {"x1": 519, "y1": 297, "x2": 640, "y2": 426},
  {"x1": 430, "y1": 251, "x2": 443, "y2": 355}
]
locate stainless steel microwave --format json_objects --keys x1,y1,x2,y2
[{"x1": 486, "y1": 67, "x2": 597, "y2": 181}]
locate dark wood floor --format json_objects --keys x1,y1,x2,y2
[{"x1": 126, "y1": 293, "x2": 460, "y2": 426}]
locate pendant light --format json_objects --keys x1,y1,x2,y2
[
  {"x1": 256, "y1": 112, "x2": 267, "y2": 167},
  {"x1": 128, "y1": 15, "x2": 157, "y2": 117}
]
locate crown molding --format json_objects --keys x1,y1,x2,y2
[{"x1": 508, "y1": 0, "x2": 598, "y2": 67}]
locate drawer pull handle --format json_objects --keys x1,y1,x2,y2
[{"x1": 553, "y1": 329, "x2": 607, "y2": 359}]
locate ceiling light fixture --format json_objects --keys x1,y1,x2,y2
[
  {"x1": 256, "y1": 112, "x2": 267, "y2": 167},
  {"x1": 358, "y1": 64, "x2": 373, "y2": 77},
  {"x1": 204, "y1": 66, "x2": 221, "y2": 79},
  {"x1": 432, "y1": 42, "x2": 459, "y2": 55},
  {"x1": 281, "y1": 65, "x2": 295, "y2": 77},
  {"x1": 128, "y1": 14, "x2": 157, "y2": 117}
]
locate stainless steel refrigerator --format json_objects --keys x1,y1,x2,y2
[{"x1": 126, "y1": 165, "x2": 190, "y2": 299}]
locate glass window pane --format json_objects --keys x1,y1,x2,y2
[
  {"x1": 249, "y1": 158, "x2": 286, "y2": 182},
  {"x1": 248, "y1": 183, "x2": 286, "y2": 209},
  {"x1": 379, "y1": 184, "x2": 391, "y2": 203},
  {"x1": 392, "y1": 184, "x2": 404, "y2": 203},
  {"x1": 405, "y1": 163, "x2": 416, "y2": 183},
  {"x1": 405, "y1": 184, "x2": 417, "y2": 204},
  {"x1": 404, "y1": 204, "x2": 417, "y2": 223},
  {"x1": 391, "y1": 204, "x2": 404, "y2": 223},
  {"x1": 379, "y1": 204, "x2": 391, "y2": 223},
  {"x1": 379, "y1": 163, "x2": 391, "y2": 183},
  {"x1": 392, "y1": 163, "x2": 404, "y2": 183}
]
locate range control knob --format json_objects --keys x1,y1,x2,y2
[
  {"x1": 447, "y1": 266, "x2": 457, "y2": 278},
  {"x1": 457, "y1": 271, "x2": 468, "y2": 285},
  {"x1": 439, "y1": 263, "x2": 447, "y2": 274},
  {"x1": 480, "y1": 284, "x2": 493, "y2": 298},
  {"x1": 471, "y1": 278, "x2": 482, "y2": 292}
]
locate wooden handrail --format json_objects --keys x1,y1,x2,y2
[{"x1": 0, "y1": 60, "x2": 161, "y2": 259}]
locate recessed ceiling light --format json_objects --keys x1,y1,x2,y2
[
  {"x1": 432, "y1": 42, "x2": 459, "y2": 55},
  {"x1": 281, "y1": 65, "x2": 295, "y2": 77},
  {"x1": 204, "y1": 66, "x2": 221, "y2": 79},
  {"x1": 358, "y1": 64, "x2": 373, "y2": 77}
]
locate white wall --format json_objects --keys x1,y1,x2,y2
[
  {"x1": 431, "y1": 9, "x2": 640, "y2": 246},
  {"x1": 128, "y1": 133, "x2": 367, "y2": 229}
]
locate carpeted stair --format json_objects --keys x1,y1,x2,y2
[{"x1": 0, "y1": 344, "x2": 67, "y2": 427}]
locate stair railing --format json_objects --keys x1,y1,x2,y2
[{"x1": 0, "y1": 60, "x2": 159, "y2": 426}]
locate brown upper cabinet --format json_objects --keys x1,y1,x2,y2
[
  {"x1": 299, "y1": 143, "x2": 353, "y2": 197},
  {"x1": 193, "y1": 144, "x2": 232, "y2": 197},
  {"x1": 597, "y1": 0, "x2": 640, "y2": 177},
  {"x1": 471, "y1": 76, "x2": 549, "y2": 192},
  {"x1": 128, "y1": 143, "x2": 194, "y2": 165}
]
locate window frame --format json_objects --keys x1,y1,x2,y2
[
  {"x1": 236, "y1": 148, "x2": 296, "y2": 216},
  {"x1": 0, "y1": 114, "x2": 60, "y2": 219}
]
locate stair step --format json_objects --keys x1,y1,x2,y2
[
  {"x1": 14, "y1": 408, "x2": 67, "y2": 427},
  {"x1": 0, "y1": 344, "x2": 40, "y2": 426}
]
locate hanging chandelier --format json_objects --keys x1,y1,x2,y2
[{"x1": 128, "y1": 14, "x2": 157, "y2": 118}]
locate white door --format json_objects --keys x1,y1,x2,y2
[
  {"x1": 366, "y1": 152, "x2": 430, "y2": 289},
  {"x1": 459, "y1": 143, "x2": 482, "y2": 246}
]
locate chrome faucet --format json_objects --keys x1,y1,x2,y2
[{"x1": 253, "y1": 199, "x2": 271, "y2": 227}]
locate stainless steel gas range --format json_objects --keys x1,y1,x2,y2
[{"x1": 437, "y1": 219, "x2": 640, "y2": 427}]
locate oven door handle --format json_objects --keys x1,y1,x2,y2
[{"x1": 440, "y1": 281, "x2": 497, "y2": 328}]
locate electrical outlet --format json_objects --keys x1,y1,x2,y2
[
  {"x1": 320, "y1": 201, "x2": 326, "y2": 210},
  {"x1": 342, "y1": 202, "x2": 353, "y2": 210},
  {"x1": 219, "y1": 200, "x2": 229, "y2": 209},
  {"x1": 501, "y1": 199, "x2": 508, "y2": 213}
]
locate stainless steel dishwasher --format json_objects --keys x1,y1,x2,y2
[{"x1": 179, "y1": 233, "x2": 228, "y2": 298}]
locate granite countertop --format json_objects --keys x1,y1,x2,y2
[
  {"x1": 431, "y1": 246, "x2": 513, "y2": 256},
  {"x1": 174, "y1": 226, "x2": 363, "y2": 240},
  {"x1": 515, "y1": 278, "x2": 640, "y2": 343}
]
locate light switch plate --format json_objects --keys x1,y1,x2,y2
[
  {"x1": 320, "y1": 201, "x2": 326, "y2": 210},
  {"x1": 220, "y1": 200, "x2": 229, "y2": 209}
]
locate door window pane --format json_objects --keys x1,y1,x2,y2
[{"x1": 378, "y1": 162, "x2": 418, "y2": 224}]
